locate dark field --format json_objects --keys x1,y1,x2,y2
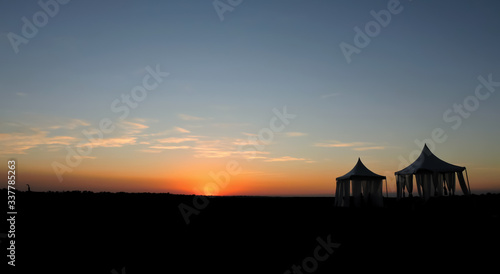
[{"x1": 2, "y1": 190, "x2": 500, "y2": 273}]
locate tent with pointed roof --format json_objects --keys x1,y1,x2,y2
[
  {"x1": 395, "y1": 144, "x2": 471, "y2": 200},
  {"x1": 335, "y1": 158, "x2": 386, "y2": 207}
]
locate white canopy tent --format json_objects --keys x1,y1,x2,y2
[
  {"x1": 395, "y1": 144, "x2": 471, "y2": 200},
  {"x1": 335, "y1": 158, "x2": 386, "y2": 207}
]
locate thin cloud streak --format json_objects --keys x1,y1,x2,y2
[
  {"x1": 149, "y1": 145, "x2": 191, "y2": 150},
  {"x1": 156, "y1": 137, "x2": 198, "y2": 144},
  {"x1": 79, "y1": 137, "x2": 138, "y2": 148},
  {"x1": 314, "y1": 141, "x2": 369, "y2": 148},
  {"x1": 264, "y1": 156, "x2": 307, "y2": 162},
  {"x1": 285, "y1": 132, "x2": 308, "y2": 137},
  {"x1": 48, "y1": 119, "x2": 90, "y2": 130},
  {"x1": 314, "y1": 140, "x2": 385, "y2": 151},
  {"x1": 174, "y1": 127, "x2": 190, "y2": 133},
  {"x1": 0, "y1": 130, "x2": 77, "y2": 154}
]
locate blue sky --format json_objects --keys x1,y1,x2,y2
[{"x1": 1, "y1": 0, "x2": 499, "y2": 194}]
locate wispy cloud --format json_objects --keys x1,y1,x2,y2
[
  {"x1": 143, "y1": 135, "x2": 240, "y2": 157},
  {"x1": 149, "y1": 145, "x2": 191, "y2": 150},
  {"x1": 237, "y1": 150, "x2": 270, "y2": 160},
  {"x1": 141, "y1": 129, "x2": 311, "y2": 162},
  {"x1": 48, "y1": 118, "x2": 90, "y2": 130},
  {"x1": 0, "y1": 129, "x2": 76, "y2": 154},
  {"x1": 190, "y1": 137, "x2": 266, "y2": 159},
  {"x1": 78, "y1": 136, "x2": 137, "y2": 148},
  {"x1": 191, "y1": 139, "x2": 234, "y2": 158},
  {"x1": 174, "y1": 127, "x2": 190, "y2": 133},
  {"x1": 148, "y1": 126, "x2": 191, "y2": 137},
  {"x1": 264, "y1": 156, "x2": 307, "y2": 162},
  {"x1": 117, "y1": 120, "x2": 149, "y2": 135},
  {"x1": 232, "y1": 138, "x2": 253, "y2": 146},
  {"x1": 314, "y1": 141, "x2": 368, "y2": 148},
  {"x1": 156, "y1": 137, "x2": 198, "y2": 144},
  {"x1": 314, "y1": 140, "x2": 386, "y2": 151},
  {"x1": 285, "y1": 132, "x2": 308, "y2": 137},
  {"x1": 120, "y1": 120, "x2": 148, "y2": 130},
  {"x1": 0, "y1": 117, "x2": 152, "y2": 156}
]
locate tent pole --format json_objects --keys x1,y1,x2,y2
[
  {"x1": 465, "y1": 168, "x2": 471, "y2": 195},
  {"x1": 394, "y1": 175, "x2": 399, "y2": 199},
  {"x1": 385, "y1": 178, "x2": 388, "y2": 198}
]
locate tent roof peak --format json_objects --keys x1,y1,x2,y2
[
  {"x1": 395, "y1": 144, "x2": 465, "y2": 175},
  {"x1": 336, "y1": 158, "x2": 386, "y2": 181}
]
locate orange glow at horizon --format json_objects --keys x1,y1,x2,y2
[{"x1": 3, "y1": 151, "x2": 499, "y2": 196}]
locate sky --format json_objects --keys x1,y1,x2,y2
[{"x1": 1, "y1": 0, "x2": 499, "y2": 196}]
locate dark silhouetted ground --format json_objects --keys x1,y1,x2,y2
[{"x1": 2, "y1": 190, "x2": 500, "y2": 273}]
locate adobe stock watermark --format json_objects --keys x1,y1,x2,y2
[
  {"x1": 51, "y1": 65, "x2": 169, "y2": 182},
  {"x1": 283, "y1": 235, "x2": 341, "y2": 274},
  {"x1": 398, "y1": 73, "x2": 499, "y2": 169},
  {"x1": 7, "y1": 0, "x2": 70, "y2": 54},
  {"x1": 178, "y1": 106, "x2": 297, "y2": 225},
  {"x1": 213, "y1": 0, "x2": 243, "y2": 21},
  {"x1": 339, "y1": 0, "x2": 412, "y2": 64}
]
